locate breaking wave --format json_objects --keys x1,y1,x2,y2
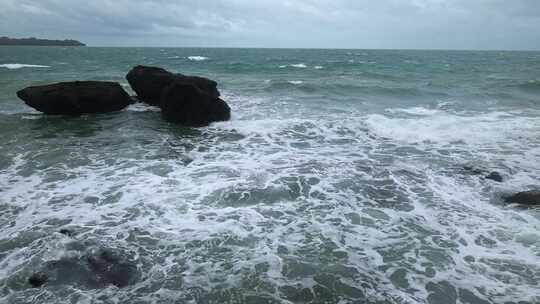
[
  {"x1": 0, "y1": 63, "x2": 51, "y2": 70},
  {"x1": 187, "y1": 56, "x2": 209, "y2": 61}
]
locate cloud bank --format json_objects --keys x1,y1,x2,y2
[{"x1": 1, "y1": 0, "x2": 539, "y2": 49}]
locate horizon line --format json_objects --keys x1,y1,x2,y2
[{"x1": 3, "y1": 45, "x2": 540, "y2": 52}]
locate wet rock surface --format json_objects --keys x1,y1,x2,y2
[
  {"x1": 126, "y1": 65, "x2": 220, "y2": 106},
  {"x1": 17, "y1": 81, "x2": 132, "y2": 115},
  {"x1": 504, "y1": 190, "x2": 540, "y2": 206},
  {"x1": 485, "y1": 171, "x2": 503, "y2": 182},
  {"x1": 160, "y1": 82, "x2": 231, "y2": 126}
]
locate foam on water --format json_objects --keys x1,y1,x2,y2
[
  {"x1": 279, "y1": 64, "x2": 308, "y2": 69},
  {"x1": 1, "y1": 48, "x2": 540, "y2": 303},
  {"x1": 0, "y1": 63, "x2": 51, "y2": 70},
  {"x1": 2, "y1": 94, "x2": 538, "y2": 303},
  {"x1": 288, "y1": 81, "x2": 303, "y2": 85},
  {"x1": 187, "y1": 56, "x2": 209, "y2": 61},
  {"x1": 386, "y1": 107, "x2": 442, "y2": 116},
  {"x1": 126, "y1": 103, "x2": 161, "y2": 112},
  {"x1": 366, "y1": 108, "x2": 540, "y2": 146}
]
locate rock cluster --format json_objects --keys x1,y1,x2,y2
[
  {"x1": 126, "y1": 65, "x2": 230, "y2": 126},
  {"x1": 16, "y1": 65, "x2": 230, "y2": 127}
]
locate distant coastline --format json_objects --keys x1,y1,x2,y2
[{"x1": 0, "y1": 37, "x2": 85, "y2": 46}]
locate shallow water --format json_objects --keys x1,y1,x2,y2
[{"x1": 0, "y1": 47, "x2": 539, "y2": 304}]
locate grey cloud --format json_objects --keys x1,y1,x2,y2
[{"x1": 1, "y1": 0, "x2": 539, "y2": 49}]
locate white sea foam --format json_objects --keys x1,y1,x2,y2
[
  {"x1": 126, "y1": 103, "x2": 161, "y2": 112},
  {"x1": 366, "y1": 108, "x2": 540, "y2": 145},
  {"x1": 0, "y1": 63, "x2": 51, "y2": 70},
  {"x1": 21, "y1": 115, "x2": 42, "y2": 120},
  {"x1": 314, "y1": 65, "x2": 324, "y2": 69},
  {"x1": 288, "y1": 80, "x2": 303, "y2": 85},
  {"x1": 279, "y1": 63, "x2": 308, "y2": 69},
  {"x1": 187, "y1": 56, "x2": 209, "y2": 61},
  {"x1": 386, "y1": 106, "x2": 441, "y2": 116},
  {"x1": 1, "y1": 93, "x2": 539, "y2": 303}
]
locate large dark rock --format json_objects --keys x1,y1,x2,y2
[
  {"x1": 160, "y1": 82, "x2": 230, "y2": 127},
  {"x1": 17, "y1": 81, "x2": 132, "y2": 115},
  {"x1": 126, "y1": 65, "x2": 220, "y2": 106},
  {"x1": 504, "y1": 190, "x2": 540, "y2": 206}
]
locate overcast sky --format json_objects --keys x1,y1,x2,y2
[{"x1": 1, "y1": 0, "x2": 540, "y2": 50}]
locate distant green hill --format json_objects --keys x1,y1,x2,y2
[{"x1": 0, "y1": 37, "x2": 85, "y2": 46}]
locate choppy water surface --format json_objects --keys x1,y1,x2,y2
[{"x1": 0, "y1": 47, "x2": 539, "y2": 304}]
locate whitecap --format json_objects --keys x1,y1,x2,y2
[
  {"x1": 288, "y1": 81, "x2": 303, "y2": 85},
  {"x1": 365, "y1": 109, "x2": 540, "y2": 145},
  {"x1": 0, "y1": 63, "x2": 51, "y2": 70},
  {"x1": 291, "y1": 63, "x2": 307, "y2": 68},
  {"x1": 314, "y1": 66, "x2": 324, "y2": 70},
  {"x1": 187, "y1": 56, "x2": 209, "y2": 61},
  {"x1": 386, "y1": 107, "x2": 441, "y2": 116},
  {"x1": 21, "y1": 115, "x2": 42, "y2": 120},
  {"x1": 127, "y1": 103, "x2": 161, "y2": 112}
]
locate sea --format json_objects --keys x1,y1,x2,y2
[{"x1": 0, "y1": 47, "x2": 539, "y2": 304}]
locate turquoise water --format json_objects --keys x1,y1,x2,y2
[{"x1": 0, "y1": 47, "x2": 539, "y2": 303}]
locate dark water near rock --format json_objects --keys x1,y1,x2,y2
[{"x1": 0, "y1": 47, "x2": 539, "y2": 303}]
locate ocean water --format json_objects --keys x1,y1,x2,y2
[{"x1": 0, "y1": 47, "x2": 539, "y2": 304}]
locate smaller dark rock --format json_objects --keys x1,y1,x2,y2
[
  {"x1": 485, "y1": 172, "x2": 503, "y2": 182},
  {"x1": 463, "y1": 166, "x2": 484, "y2": 175},
  {"x1": 160, "y1": 82, "x2": 231, "y2": 127},
  {"x1": 504, "y1": 190, "x2": 540, "y2": 206},
  {"x1": 59, "y1": 229, "x2": 74, "y2": 237},
  {"x1": 28, "y1": 272, "x2": 48, "y2": 288}
]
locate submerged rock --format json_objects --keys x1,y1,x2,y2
[
  {"x1": 463, "y1": 166, "x2": 503, "y2": 183},
  {"x1": 28, "y1": 272, "x2": 48, "y2": 288},
  {"x1": 504, "y1": 190, "x2": 540, "y2": 206},
  {"x1": 30, "y1": 248, "x2": 138, "y2": 289},
  {"x1": 160, "y1": 82, "x2": 231, "y2": 126},
  {"x1": 86, "y1": 248, "x2": 138, "y2": 288},
  {"x1": 17, "y1": 81, "x2": 132, "y2": 115},
  {"x1": 485, "y1": 172, "x2": 503, "y2": 183},
  {"x1": 126, "y1": 65, "x2": 220, "y2": 106},
  {"x1": 59, "y1": 229, "x2": 74, "y2": 237}
]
